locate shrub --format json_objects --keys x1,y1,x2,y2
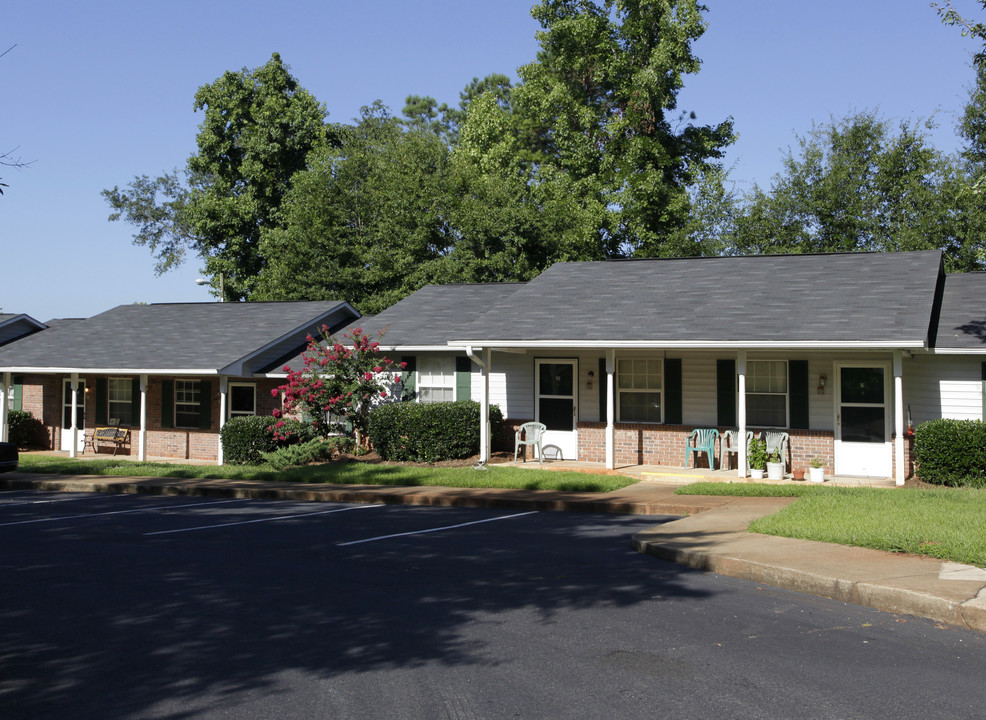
[
  {"x1": 913, "y1": 418, "x2": 986, "y2": 487},
  {"x1": 220, "y1": 415, "x2": 316, "y2": 465},
  {"x1": 8, "y1": 409, "x2": 46, "y2": 448},
  {"x1": 259, "y1": 437, "x2": 352, "y2": 470},
  {"x1": 368, "y1": 401, "x2": 504, "y2": 462}
]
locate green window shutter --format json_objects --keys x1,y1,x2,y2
[
  {"x1": 598, "y1": 357, "x2": 607, "y2": 422},
  {"x1": 455, "y1": 356, "x2": 472, "y2": 401},
  {"x1": 716, "y1": 359, "x2": 736, "y2": 427},
  {"x1": 401, "y1": 356, "x2": 416, "y2": 401},
  {"x1": 665, "y1": 358, "x2": 682, "y2": 425},
  {"x1": 95, "y1": 378, "x2": 108, "y2": 425},
  {"x1": 199, "y1": 380, "x2": 212, "y2": 430},
  {"x1": 161, "y1": 380, "x2": 174, "y2": 428},
  {"x1": 789, "y1": 360, "x2": 810, "y2": 430},
  {"x1": 12, "y1": 375, "x2": 23, "y2": 411},
  {"x1": 130, "y1": 378, "x2": 141, "y2": 425}
]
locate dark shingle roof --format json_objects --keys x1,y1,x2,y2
[
  {"x1": 452, "y1": 251, "x2": 943, "y2": 347},
  {"x1": 934, "y1": 273, "x2": 986, "y2": 350},
  {"x1": 0, "y1": 301, "x2": 356, "y2": 374}
]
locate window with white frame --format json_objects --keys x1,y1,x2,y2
[
  {"x1": 228, "y1": 383, "x2": 256, "y2": 418},
  {"x1": 175, "y1": 380, "x2": 202, "y2": 429},
  {"x1": 617, "y1": 358, "x2": 663, "y2": 423},
  {"x1": 108, "y1": 378, "x2": 134, "y2": 426},
  {"x1": 417, "y1": 356, "x2": 455, "y2": 403},
  {"x1": 746, "y1": 360, "x2": 787, "y2": 427}
]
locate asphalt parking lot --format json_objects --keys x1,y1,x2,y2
[{"x1": 3, "y1": 489, "x2": 986, "y2": 720}]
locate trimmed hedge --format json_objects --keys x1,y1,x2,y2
[
  {"x1": 220, "y1": 415, "x2": 317, "y2": 465},
  {"x1": 368, "y1": 401, "x2": 504, "y2": 462},
  {"x1": 7, "y1": 409, "x2": 46, "y2": 448},
  {"x1": 913, "y1": 418, "x2": 986, "y2": 487}
]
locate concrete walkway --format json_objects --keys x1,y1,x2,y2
[{"x1": 1, "y1": 469, "x2": 983, "y2": 634}]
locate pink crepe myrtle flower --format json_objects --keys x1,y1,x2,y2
[{"x1": 373, "y1": 366, "x2": 383, "y2": 373}]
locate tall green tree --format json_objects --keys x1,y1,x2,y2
[
  {"x1": 103, "y1": 53, "x2": 329, "y2": 300},
  {"x1": 255, "y1": 103, "x2": 458, "y2": 313},
  {"x1": 724, "y1": 112, "x2": 985, "y2": 272},
  {"x1": 509, "y1": 0, "x2": 734, "y2": 260}
]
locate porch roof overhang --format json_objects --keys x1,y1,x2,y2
[{"x1": 446, "y1": 339, "x2": 928, "y2": 351}]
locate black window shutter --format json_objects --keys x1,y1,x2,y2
[
  {"x1": 401, "y1": 356, "x2": 416, "y2": 401},
  {"x1": 455, "y1": 356, "x2": 471, "y2": 401},
  {"x1": 598, "y1": 357, "x2": 607, "y2": 422},
  {"x1": 95, "y1": 378, "x2": 108, "y2": 426},
  {"x1": 717, "y1": 359, "x2": 736, "y2": 427},
  {"x1": 130, "y1": 378, "x2": 141, "y2": 426},
  {"x1": 161, "y1": 380, "x2": 174, "y2": 429},
  {"x1": 665, "y1": 358, "x2": 682, "y2": 425},
  {"x1": 789, "y1": 360, "x2": 810, "y2": 429},
  {"x1": 199, "y1": 380, "x2": 212, "y2": 430}
]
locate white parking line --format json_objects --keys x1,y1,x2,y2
[
  {"x1": 0, "y1": 493, "x2": 129, "y2": 508},
  {"x1": 337, "y1": 510, "x2": 539, "y2": 546},
  {"x1": 143, "y1": 502, "x2": 384, "y2": 536},
  {"x1": 0, "y1": 498, "x2": 248, "y2": 527}
]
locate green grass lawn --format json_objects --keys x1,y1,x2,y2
[
  {"x1": 678, "y1": 482, "x2": 986, "y2": 568},
  {"x1": 14, "y1": 454, "x2": 636, "y2": 493}
]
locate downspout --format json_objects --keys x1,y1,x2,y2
[
  {"x1": 466, "y1": 346, "x2": 490, "y2": 463},
  {"x1": 737, "y1": 351, "x2": 747, "y2": 478},
  {"x1": 893, "y1": 351, "x2": 905, "y2": 486},
  {"x1": 0, "y1": 372, "x2": 9, "y2": 443},
  {"x1": 218, "y1": 376, "x2": 228, "y2": 466}
]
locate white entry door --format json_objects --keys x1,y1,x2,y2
[
  {"x1": 835, "y1": 364, "x2": 892, "y2": 477},
  {"x1": 535, "y1": 359, "x2": 578, "y2": 460},
  {"x1": 61, "y1": 378, "x2": 87, "y2": 452}
]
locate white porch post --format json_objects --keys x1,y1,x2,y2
[
  {"x1": 218, "y1": 376, "x2": 228, "y2": 466},
  {"x1": 69, "y1": 373, "x2": 80, "y2": 458},
  {"x1": 737, "y1": 351, "x2": 747, "y2": 478},
  {"x1": 480, "y1": 348, "x2": 490, "y2": 463},
  {"x1": 0, "y1": 372, "x2": 10, "y2": 443},
  {"x1": 893, "y1": 350, "x2": 905, "y2": 486},
  {"x1": 605, "y1": 349, "x2": 615, "y2": 470},
  {"x1": 139, "y1": 375, "x2": 148, "y2": 462}
]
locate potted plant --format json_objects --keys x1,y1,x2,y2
[
  {"x1": 809, "y1": 457, "x2": 826, "y2": 483},
  {"x1": 766, "y1": 448, "x2": 785, "y2": 480},
  {"x1": 747, "y1": 437, "x2": 767, "y2": 480}
]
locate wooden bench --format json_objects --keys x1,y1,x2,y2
[{"x1": 88, "y1": 426, "x2": 131, "y2": 456}]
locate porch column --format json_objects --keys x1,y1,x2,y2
[
  {"x1": 0, "y1": 372, "x2": 10, "y2": 443},
  {"x1": 139, "y1": 375, "x2": 148, "y2": 462},
  {"x1": 893, "y1": 351, "x2": 905, "y2": 486},
  {"x1": 466, "y1": 347, "x2": 490, "y2": 463},
  {"x1": 480, "y1": 348, "x2": 490, "y2": 463},
  {"x1": 605, "y1": 349, "x2": 615, "y2": 470},
  {"x1": 737, "y1": 351, "x2": 747, "y2": 478},
  {"x1": 218, "y1": 376, "x2": 228, "y2": 466},
  {"x1": 69, "y1": 373, "x2": 80, "y2": 458}
]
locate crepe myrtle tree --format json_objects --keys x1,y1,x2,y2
[{"x1": 271, "y1": 325, "x2": 405, "y2": 449}]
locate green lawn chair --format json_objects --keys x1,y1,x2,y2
[
  {"x1": 514, "y1": 422, "x2": 546, "y2": 464},
  {"x1": 684, "y1": 428, "x2": 719, "y2": 470}
]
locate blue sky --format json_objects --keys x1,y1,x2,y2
[{"x1": 2, "y1": 0, "x2": 982, "y2": 322}]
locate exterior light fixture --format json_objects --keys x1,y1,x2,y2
[{"x1": 817, "y1": 373, "x2": 827, "y2": 394}]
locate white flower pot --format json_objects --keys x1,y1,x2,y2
[
  {"x1": 750, "y1": 468, "x2": 764, "y2": 480},
  {"x1": 809, "y1": 467, "x2": 825, "y2": 483},
  {"x1": 766, "y1": 462, "x2": 784, "y2": 481}
]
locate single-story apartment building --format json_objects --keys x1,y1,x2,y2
[{"x1": 1, "y1": 250, "x2": 983, "y2": 485}]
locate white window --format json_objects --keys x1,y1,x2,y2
[
  {"x1": 228, "y1": 383, "x2": 256, "y2": 418},
  {"x1": 617, "y1": 358, "x2": 663, "y2": 423},
  {"x1": 108, "y1": 378, "x2": 133, "y2": 426},
  {"x1": 747, "y1": 360, "x2": 787, "y2": 427},
  {"x1": 418, "y1": 356, "x2": 455, "y2": 403},
  {"x1": 175, "y1": 380, "x2": 202, "y2": 429}
]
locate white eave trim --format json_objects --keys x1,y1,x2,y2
[
  {"x1": 930, "y1": 347, "x2": 986, "y2": 355},
  {"x1": 0, "y1": 367, "x2": 220, "y2": 375},
  {"x1": 446, "y1": 340, "x2": 928, "y2": 350}
]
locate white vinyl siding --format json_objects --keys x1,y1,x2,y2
[{"x1": 904, "y1": 355, "x2": 983, "y2": 423}]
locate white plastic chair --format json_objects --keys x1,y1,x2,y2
[
  {"x1": 721, "y1": 430, "x2": 755, "y2": 471},
  {"x1": 514, "y1": 422, "x2": 546, "y2": 464}
]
